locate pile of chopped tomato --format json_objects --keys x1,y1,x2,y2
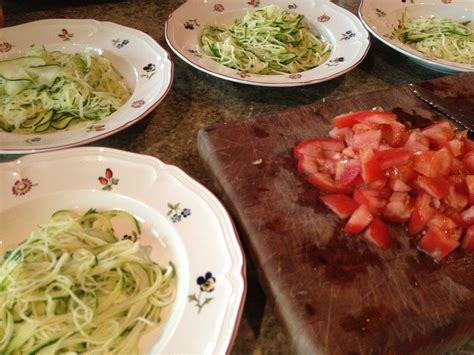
[{"x1": 294, "y1": 109, "x2": 474, "y2": 262}]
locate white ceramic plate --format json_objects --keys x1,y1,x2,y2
[
  {"x1": 0, "y1": 19, "x2": 173, "y2": 154},
  {"x1": 165, "y1": 0, "x2": 370, "y2": 87},
  {"x1": 0, "y1": 147, "x2": 246, "y2": 354},
  {"x1": 359, "y1": 0, "x2": 474, "y2": 73}
]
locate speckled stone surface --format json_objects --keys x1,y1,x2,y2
[{"x1": 1, "y1": 1, "x2": 471, "y2": 354}]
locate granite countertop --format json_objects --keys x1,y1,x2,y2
[{"x1": 1, "y1": 0, "x2": 464, "y2": 353}]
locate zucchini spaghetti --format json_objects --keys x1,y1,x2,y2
[{"x1": 0, "y1": 209, "x2": 176, "y2": 354}]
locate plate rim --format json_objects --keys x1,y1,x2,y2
[
  {"x1": 0, "y1": 18, "x2": 174, "y2": 154},
  {"x1": 358, "y1": 0, "x2": 474, "y2": 73},
  {"x1": 0, "y1": 146, "x2": 247, "y2": 354},
  {"x1": 165, "y1": 0, "x2": 371, "y2": 87}
]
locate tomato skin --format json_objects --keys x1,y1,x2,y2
[
  {"x1": 308, "y1": 173, "x2": 355, "y2": 194},
  {"x1": 462, "y1": 226, "x2": 474, "y2": 252},
  {"x1": 416, "y1": 176, "x2": 449, "y2": 199},
  {"x1": 344, "y1": 204, "x2": 373, "y2": 234},
  {"x1": 408, "y1": 193, "x2": 435, "y2": 236},
  {"x1": 364, "y1": 218, "x2": 391, "y2": 250},
  {"x1": 417, "y1": 226, "x2": 460, "y2": 263},
  {"x1": 320, "y1": 194, "x2": 359, "y2": 219},
  {"x1": 427, "y1": 214, "x2": 462, "y2": 240},
  {"x1": 332, "y1": 111, "x2": 396, "y2": 128},
  {"x1": 360, "y1": 149, "x2": 383, "y2": 184},
  {"x1": 294, "y1": 138, "x2": 345, "y2": 159},
  {"x1": 376, "y1": 148, "x2": 412, "y2": 170}
]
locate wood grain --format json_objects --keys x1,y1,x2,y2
[{"x1": 198, "y1": 73, "x2": 474, "y2": 355}]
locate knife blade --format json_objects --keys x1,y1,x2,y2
[{"x1": 408, "y1": 83, "x2": 473, "y2": 133}]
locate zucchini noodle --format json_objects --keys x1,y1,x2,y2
[
  {"x1": 200, "y1": 5, "x2": 331, "y2": 74},
  {"x1": 393, "y1": 11, "x2": 473, "y2": 65},
  {"x1": 0, "y1": 47, "x2": 131, "y2": 133},
  {"x1": 0, "y1": 209, "x2": 176, "y2": 354}
]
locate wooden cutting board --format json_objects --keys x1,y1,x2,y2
[{"x1": 198, "y1": 73, "x2": 474, "y2": 355}]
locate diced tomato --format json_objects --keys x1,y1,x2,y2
[
  {"x1": 383, "y1": 191, "x2": 412, "y2": 223},
  {"x1": 462, "y1": 226, "x2": 474, "y2": 252},
  {"x1": 421, "y1": 120, "x2": 455, "y2": 148},
  {"x1": 446, "y1": 139, "x2": 463, "y2": 157},
  {"x1": 461, "y1": 206, "x2": 474, "y2": 227},
  {"x1": 342, "y1": 147, "x2": 355, "y2": 158},
  {"x1": 388, "y1": 178, "x2": 411, "y2": 192},
  {"x1": 294, "y1": 138, "x2": 345, "y2": 159},
  {"x1": 427, "y1": 214, "x2": 462, "y2": 240},
  {"x1": 417, "y1": 226, "x2": 460, "y2": 262},
  {"x1": 381, "y1": 121, "x2": 408, "y2": 147},
  {"x1": 308, "y1": 173, "x2": 355, "y2": 194},
  {"x1": 295, "y1": 110, "x2": 472, "y2": 261},
  {"x1": 364, "y1": 218, "x2": 391, "y2": 250},
  {"x1": 404, "y1": 129, "x2": 430, "y2": 153},
  {"x1": 413, "y1": 149, "x2": 452, "y2": 178},
  {"x1": 434, "y1": 148, "x2": 452, "y2": 177},
  {"x1": 462, "y1": 151, "x2": 474, "y2": 174},
  {"x1": 386, "y1": 165, "x2": 416, "y2": 183},
  {"x1": 332, "y1": 110, "x2": 396, "y2": 128},
  {"x1": 466, "y1": 175, "x2": 474, "y2": 205},
  {"x1": 376, "y1": 148, "x2": 412, "y2": 170},
  {"x1": 353, "y1": 188, "x2": 388, "y2": 215},
  {"x1": 332, "y1": 111, "x2": 368, "y2": 128},
  {"x1": 297, "y1": 155, "x2": 319, "y2": 175},
  {"x1": 320, "y1": 194, "x2": 359, "y2": 219},
  {"x1": 368, "y1": 178, "x2": 388, "y2": 191},
  {"x1": 461, "y1": 136, "x2": 474, "y2": 154},
  {"x1": 415, "y1": 176, "x2": 449, "y2": 199},
  {"x1": 344, "y1": 204, "x2": 373, "y2": 234},
  {"x1": 360, "y1": 149, "x2": 383, "y2": 184},
  {"x1": 334, "y1": 159, "x2": 361, "y2": 186},
  {"x1": 408, "y1": 193, "x2": 435, "y2": 236},
  {"x1": 352, "y1": 129, "x2": 382, "y2": 151},
  {"x1": 450, "y1": 158, "x2": 465, "y2": 175},
  {"x1": 444, "y1": 184, "x2": 468, "y2": 211},
  {"x1": 360, "y1": 112, "x2": 397, "y2": 125}
]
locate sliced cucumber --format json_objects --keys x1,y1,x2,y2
[
  {"x1": 0, "y1": 56, "x2": 46, "y2": 80},
  {"x1": 50, "y1": 115, "x2": 76, "y2": 130},
  {"x1": 3, "y1": 78, "x2": 33, "y2": 95},
  {"x1": 21, "y1": 110, "x2": 54, "y2": 129},
  {"x1": 26, "y1": 64, "x2": 63, "y2": 87}
]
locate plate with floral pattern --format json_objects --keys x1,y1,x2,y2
[
  {"x1": 0, "y1": 19, "x2": 173, "y2": 154},
  {"x1": 359, "y1": 0, "x2": 474, "y2": 73},
  {"x1": 165, "y1": 0, "x2": 370, "y2": 87},
  {"x1": 0, "y1": 147, "x2": 246, "y2": 354}
]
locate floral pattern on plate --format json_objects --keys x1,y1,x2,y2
[
  {"x1": 188, "y1": 272, "x2": 216, "y2": 313},
  {"x1": 167, "y1": 203, "x2": 191, "y2": 223},
  {"x1": 58, "y1": 28, "x2": 73, "y2": 41},
  {"x1": 112, "y1": 38, "x2": 129, "y2": 49},
  {"x1": 98, "y1": 168, "x2": 119, "y2": 191},
  {"x1": 0, "y1": 42, "x2": 13, "y2": 52},
  {"x1": 12, "y1": 178, "x2": 37, "y2": 196},
  {"x1": 141, "y1": 63, "x2": 156, "y2": 79}
]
